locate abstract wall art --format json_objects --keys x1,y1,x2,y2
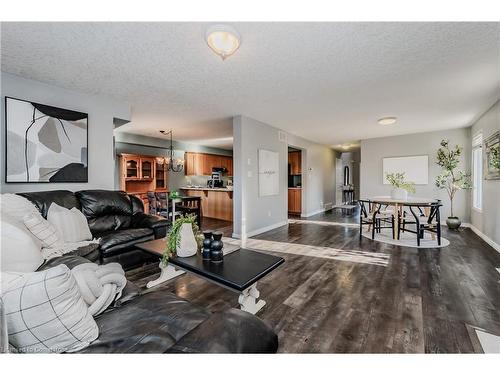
[
  {"x1": 484, "y1": 131, "x2": 500, "y2": 180},
  {"x1": 5, "y1": 97, "x2": 88, "y2": 183}
]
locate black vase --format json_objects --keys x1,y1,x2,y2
[
  {"x1": 202, "y1": 231, "x2": 213, "y2": 260},
  {"x1": 210, "y1": 231, "x2": 224, "y2": 262}
]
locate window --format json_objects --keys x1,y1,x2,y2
[{"x1": 472, "y1": 133, "x2": 483, "y2": 211}]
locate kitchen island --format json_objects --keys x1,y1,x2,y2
[{"x1": 180, "y1": 187, "x2": 233, "y2": 221}]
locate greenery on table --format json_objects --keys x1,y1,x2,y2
[
  {"x1": 170, "y1": 190, "x2": 180, "y2": 199},
  {"x1": 162, "y1": 214, "x2": 201, "y2": 265},
  {"x1": 435, "y1": 139, "x2": 472, "y2": 217},
  {"x1": 490, "y1": 144, "x2": 500, "y2": 169},
  {"x1": 385, "y1": 172, "x2": 416, "y2": 193}
]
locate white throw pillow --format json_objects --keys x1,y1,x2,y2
[
  {"x1": 0, "y1": 219, "x2": 44, "y2": 272},
  {"x1": 1, "y1": 265, "x2": 99, "y2": 353},
  {"x1": 23, "y1": 212, "x2": 63, "y2": 249},
  {"x1": 47, "y1": 203, "x2": 92, "y2": 243},
  {"x1": 0, "y1": 194, "x2": 41, "y2": 225}
]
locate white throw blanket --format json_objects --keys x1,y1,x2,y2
[
  {"x1": 71, "y1": 263, "x2": 127, "y2": 316},
  {"x1": 41, "y1": 239, "x2": 100, "y2": 260}
]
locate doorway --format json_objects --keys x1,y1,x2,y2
[{"x1": 287, "y1": 146, "x2": 304, "y2": 217}]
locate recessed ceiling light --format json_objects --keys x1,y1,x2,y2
[
  {"x1": 206, "y1": 25, "x2": 240, "y2": 60},
  {"x1": 377, "y1": 117, "x2": 397, "y2": 125}
]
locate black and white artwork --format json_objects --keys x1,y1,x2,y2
[{"x1": 5, "y1": 97, "x2": 88, "y2": 183}]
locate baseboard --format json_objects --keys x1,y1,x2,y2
[
  {"x1": 301, "y1": 208, "x2": 325, "y2": 218},
  {"x1": 232, "y1": 220, "x2": 289, "y2": 239},
  {"x1": 467, "y1": 224, "x2": 500, "y2": 254}
]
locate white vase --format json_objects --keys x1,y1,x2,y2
[
  {"x1": 176, "y1": 223, "x2": 197, "y2": 257},
  {"x1": 390, "y1": 187, "x2": 408, "y2": 200}
]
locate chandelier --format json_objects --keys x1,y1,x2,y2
[{"x1": 157, "y1": 130, "x2": 184, "y2": 172}]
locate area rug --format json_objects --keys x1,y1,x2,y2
[
  {"x1": 223, "y1": 237, "x2": 390, "y2": 267},
  {"x1": 361, "y1": 228, "x2": 449, "y2": 248}
]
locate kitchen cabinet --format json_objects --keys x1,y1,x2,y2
[
  {"x1": 155, "y1": 160, "x2": 168, "y2": 189},
  {"x1": 140, "y1": 157, "x2": 154, "y2": 179},
  {"x1": 181, "y1": 188, "x2": 233, "y2": 221},
  {"x1": 288, "y1": 151, "x2": 302, "y2": 175},
  {"x1": 185, "y1": 152, "x2": 233, "y2": 176},
  {"x1": 288, "y1": 188, "x2": 302, "y2": 215}
]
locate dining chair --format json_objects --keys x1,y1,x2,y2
[
  {"x1": 155, "y1": 192, "x2": 172, "y2": 220},
  {"x1": 359, "y1": 200, "x2": 395, "y2": 239},
  {"x1": 176, "y1": 197, "x2": 202, "y2": 227},
  {"x1": 399, "y1": 202, "x2": 442, "y2": 246},
  {"x1": 146, "y1": 191, "x2": 158, "y2": 215}
]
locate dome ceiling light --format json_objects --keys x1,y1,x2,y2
[
  {"x1": 377, "y1": 117, "x2": 398, "y2": 125},
  {"x1": 206, "y1": 24, "x2": 241, "y2": 60}
]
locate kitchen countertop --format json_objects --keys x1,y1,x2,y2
[
  {"x1": 288, "y1": 187, "x2": 302, "y2": 189},
  {"x1": 180, "y1": 187, "x2": 233, "y2": 192}
]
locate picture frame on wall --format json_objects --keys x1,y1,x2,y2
[
  {"x1": 484, "y1": 131, "x2": 500, "y2": 180},
  {"x1": 258, "y1": 149, "x2": 279, "y2": 197},
  {"x1": 5, "y1": 96, "x2": 88, "y2": 183}
]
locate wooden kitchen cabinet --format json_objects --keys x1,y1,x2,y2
[
  {"x1": 185, "y1": 152, "x2": 233, "y2": 176},
  {"x1": 140, "y1": 157, "x2": 155, "y2": 179},
  {"x1": 288, "y1": 151, "x2": 302, "y2": 175},
  {"x1": 288, "y1": 188, "x2": 302, "y2": 215}
]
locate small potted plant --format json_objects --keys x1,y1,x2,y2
[
  {"x1": 162, "y1": 214, "x2": 202, "y2": 265},
  {"x1": 435, "y1": 139, "x2": 472, "y2": 229},
  {"x1": 385, "y1": 172, "x2": 416, "y2": 200}
]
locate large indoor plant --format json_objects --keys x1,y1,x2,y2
[
  {"x1": 162, "y1": 214, "x2": 201, "y2": 265},
  {"x1": 435, "y1": 139, "x2": 472, "y2": 229},
  {"x1": 385, "y1": 172, "x2": 416, "y2": 200}
]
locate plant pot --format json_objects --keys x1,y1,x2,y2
[
  {"x1": 446, "y1": 217, "x2": 461, "y2": 230},
  {"x1": 390, "y1": 187, "x2": 408, "y2": 200},
  {"x1": 177, "y1": 223, "x2": 198, "y2": 257}
]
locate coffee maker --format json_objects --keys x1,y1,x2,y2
[{"x1": 207, "y1": 168, "x2": 225, "y2": 188}]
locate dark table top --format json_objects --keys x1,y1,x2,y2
[{"x1": 136, "y1": 238, "x2": 284, "y2": 291}]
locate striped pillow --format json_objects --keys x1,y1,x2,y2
[{"x1": 23, "y1": 212, "x2": 63, "y2": 249}]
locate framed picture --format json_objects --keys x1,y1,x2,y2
[
  {"x1": 382, "y1": 155, "x2": 429, "y2": 185},
  {"x1": 5, "y1": 97, "x2": 88, "y2": 183},
  {"x1": 484, "y1": 131, "x2": 500, "y2": 180},
  {"x1": 258, "y1": 149, "x2": 279, "y2": 196}
]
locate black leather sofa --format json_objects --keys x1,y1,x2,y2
[
  {"x1": 30, "y1": 255, "x2": 278, "y2": 353},
  {"x1": 5, "y1": 189, "x2": 279, "y2": 353},
  {"x1": 18, "y1": 189, "x2": 169, "y2": 270}
]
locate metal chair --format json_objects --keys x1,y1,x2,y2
[{"x1": 155, "y1": 192, "x2": 172, "y2": 220}]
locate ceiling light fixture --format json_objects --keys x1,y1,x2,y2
[
  {"x1": 377, "y1": 117, "x2": 397, "y2": 125},
  {"x1": 158, "y1": 130, "x2": 184, "y2": 172},
  {"x1": 206, "y1": 24, "x2": 240, "y2": 60}
]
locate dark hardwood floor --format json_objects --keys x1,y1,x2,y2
[
  {"x1": 127, "y1": 216, "x2": 500, "y2": 353},
  {"x1": 290, "y1": 206, "x2": 360, "y2": 224}
]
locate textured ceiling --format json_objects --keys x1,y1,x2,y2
[{"x1": 1, "y1": 22, "x2": 499, "y2": 149}]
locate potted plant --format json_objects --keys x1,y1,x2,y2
[
  {"x1": 435, "y1": 139, "x2": 472, "y2": 229},
  {"x1": 162, "y1": 214, "x2": 202, "y2": 265},
  {"x1": 385, "y1": 172, "x2": 416, "y2": 200}
]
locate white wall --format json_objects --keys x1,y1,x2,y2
[
  {"x1": 470, "y1": 100, "x2": 500, "y2": 246},
  {"x1": 233, "y1": 115, "x2": 336, "y2": 238},
  {"x1": 1, "y1": 72, "x2": 130, "y2": 193},
  {"x1": 360, "y1": 128, "x2": 471, "y2": 221}
]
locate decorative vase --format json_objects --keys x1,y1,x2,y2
[
  {"x1": 446, "y1": 217, "x2": 461, "y2": 230},
  {"x1": 390, "y1": 187, "x2": 408, "y2": 200},
  {"x1": 202, "y1": 231, "x2": 213, "y2": 260},
  {"x1": 177, "y1": 223, "x2": 197, "y2": 257},
  {"x1": 210, "y1": 231, "x2": 224, "y2": 262}
]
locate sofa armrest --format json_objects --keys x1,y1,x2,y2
[
  {"x1": 131, "y1": 213, "x2": 170, "y2": 238},
  {"x1": 166, "y1": 308, "x2": 278, "y2": 353}
]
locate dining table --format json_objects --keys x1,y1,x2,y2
[{"x1": 369, "y1": 196, "x2": 440, "y2": 239}]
